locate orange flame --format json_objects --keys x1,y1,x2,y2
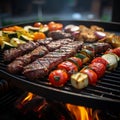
[
  {"x1": 66, "y1": 103, "x2": 99, "y2": 120},
  {"x1": 21, "y1": 92, "x2": 35, "y2": 105}
]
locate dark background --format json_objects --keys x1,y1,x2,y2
[{"x1": 0, "y1": 0, "x2": 119, "y2": 27}]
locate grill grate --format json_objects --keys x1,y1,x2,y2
[
  {"x1": 0, "y1": 20, "x2": 120, "y2": 111},
  {"x1": 0, "y1": 50, "x2": 120, "y2": 110}
]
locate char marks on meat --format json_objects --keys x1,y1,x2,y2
[
  {"x1": 7, "y1": 46, "x2": 49, "y2": 73},
  {"x1": 48, "y1": 30, "x2": 73, "y2": 40},
  {"x1": 46, "y1": 38, "x2": 74, "y2": 51},
  {"x1": 23, "y1": 41, "x2": 83, "y2": 80},
  {"x1": 3, "y1": 38, "x2": 53, "y2": 62},
  {"x1": 83, "y1": 42, "x2": 112, "y2": 54},
  {"x1": 7, "y1": 38, "x2": 74, "y2": 74}
]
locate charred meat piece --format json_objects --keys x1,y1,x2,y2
[
  {"x1": 23, "y1": 41, "x2": 83, "y2": 80},
  {"x1": 83, "y1": 42, "x2": 112, "y2": 54},
  {"x1": 7, "y1": 46, "x2": 49, "y2": 74},
  {"x1": 37, "y1": 37, "x2": 53, "y2": 45},
  {"x1": 46, "y1": 38, "x2": 73, "y2": 51},
  {"x1": 44, "y1": 52, "x2": 67, "y2": 61},
  {"x1": 46, "y1": 41, "x2": 61, "y2": 51},
  {"x1": 3, "y1": 41, "x2": 39, "y2": 62},
  {"x1": 7, "y1": 38, "x2": 73, "y2": 74},
  {"x1": 3, "y1": 38, "x2": 53, "y2": 62},
  {"x1": 48, "y1": 30, "x2": 73, "y2": 40}
]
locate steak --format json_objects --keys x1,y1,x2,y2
[
  {"x1": 3, "y1": 38, "x2": 53, "y2": 62},
  {"x1": 23, "y1": 41, "x2": 83, "y2": 80},
  {"x1": 48, "y1": 30, "x2": 73, "y2": 40},
  {"x1": 7, "y1": 46, "x2": 49, "y2": 73}
]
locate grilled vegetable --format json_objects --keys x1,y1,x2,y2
[
  {"x1": 80, "y1": 68, "x2": 98, "y2": 85},
  {"x1": 33, "y1": 32, "x2": 46, "y2": 40},
  {"x1": 75, "y1": 53, "x2": 91, "y2": 64},
  {"x1": 91, "y1": 57, "x2": 108, "y2": 67},
  {"x1": 24, "y1": 25, "x2": 33, "y2": 32},
  {"x1": 88, "y1": 62, "x2": 106, "y2": 79},
  {"x1": 57, "y1": 61, "x2": 78, "y2": 77},
  {"x1": 1, "y1": 41, "x2": 14, "y2": 49},
  {"x1": 64, "y1": 24, "x2": 79, "y2": 33},
  {"x1": 48, "y1": 21, "x2": 63, "y2": 31},
  {"x1": 80, "y1": 49, "x2": 95, "y2": 61},
  {"x1": 33, "y1": 22, "x2": 43, "y2": 27},
  {"x1": 48, "y1": 69, "x2": 69, "y2": 87},
  {"x1": 2, "y1": 31, "x2": 17, "y2": 39},
  {"x1": 110, "y1": 36, "x2": 120, "y2": 47},
  {"x1": 29, "y1": 27, "x2": 40, "y2": 32},
  {"x1": 10, "y1": 38, "x2": 26, "y2": 47},
  {"x1": 67, "y1": 57, "x2": 83, "y2": 70},
  {"x1": 64, "y1": 24, "x2": 75, "y2": 33},
  {"x1": 105, "y1": 47, "x2": 120, "y2": 57},
  {"x1": 20, "y1": 35, "x2": 33, "y2": 41},
  {"x1": 2, "y1": 26, "x2": 22, "y2": 32},
  {"x1": 71, "y1": 72, "x2": 88, "y2": 89},
  {"x1": 39, "y1": 24, "x2": 49, "y2": 34},
  {"x1": 102, "y1": 53, "x2": 119, "y2": 70},
  {"x1": 94, "y1": 31, "x2": 106, "y2": 39}
]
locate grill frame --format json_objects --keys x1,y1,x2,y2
[{"x1": 0, "y1": 20, "x2": 120, "y2": 110}]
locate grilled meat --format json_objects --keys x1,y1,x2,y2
[
  {"x1": 3, "y1": 41, "x2": 38, "y2": 62},
  {"x1": 7, "y1": 46, "x2": 49, "y2": 73},
  {"x1": 83, "y1": 42, "x2": 112, "y2": 54},
  {"x1": 78, "y1": 25, "x2": 105, "y2": 42},
  {"x1": 7, "y1": 38, "x2": 73, "y2": 74},
  {"x1": 3, "y1": 38, "x2": 53, "y2": 62},
  {"x1": 37, "y1": 37, "x2": 53, "y2": 45},
  {"x1": 46, "y1": 38, "x2": 74, "y2": 51},
  {"x1": 23, "y1": 41, "x2": 83, "y2": 80},
  {"x1": 48, "y1": 30, "x2": 73, "y2": 40}
]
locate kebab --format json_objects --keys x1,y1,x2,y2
[
  {"x1": 48, "y1": 43, "x2": 112, "y2": 87},
  {"x1": 71, "y1": 47, "x2": 120, "y2": 89}
]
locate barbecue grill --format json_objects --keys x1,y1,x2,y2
[{"x1": 0, "y1": 20, "x2": 120, "y2": 112}]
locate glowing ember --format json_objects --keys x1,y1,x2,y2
[
  {"x1": 15, "y1": 92, "x2": 100, "y2": 120},
  {"x1": 21, "y1": 92, "x2": 35, "y2": 104},
  {"x1": 66, "y1": 103, "x2": 100, "y2": 120}
]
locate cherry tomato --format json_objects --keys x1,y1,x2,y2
[
  {"x1": 33, "y1": 22, "x2": 43, "y2": 27},
  {"x1": 33, "y1": 32, "x2": 46, "y2": 40},
  {"x1": 88, "y1": 62, "x2": 106, "y2": 78},
  {"x1": 48, "y1": 69, "x2": 69, "y2": 87},
  {"x1": 91, "y1": 57, "x2": 108, "y2": 67},
  {"x1": 48, "y1": 21, "x2": 63, "y2": 31},
  {"x1": 80, "y1": 68, "x2": 98, "y2": 85},
  {"x1": 58, "y1": 61, "x2": 78, "y2": 77},
  {"x1": 106, "y1": 47, "x2": 120, "y2": 57},
  {"x1": 68, "y1": 57, "x2": 83, "y2": 70}
]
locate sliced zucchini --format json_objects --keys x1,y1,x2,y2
[
  {"x1": 1, "y1": 41, "x2": 14, "y2": 49},
  {"x1": 2, "y1": 31, "x2": 17, "y2": 39},
  {"x1": 29, "y1": 27, "x2": 40, "y2": 32},
  {"x1": 24, "y1": 25, "x2": 40, "y2": 32},
  {"x1": 20, "y1": 35, "x2": 33, "y2": 41},
  {"x1": 24, "y1": 25, "x2": 33, "y2": 32},
  {"x1": 40, "y1": 26, "x2": 49, "y2": 34},
  {"x1": 10, "y1": 38, "x2": 26, "y2": 47}
]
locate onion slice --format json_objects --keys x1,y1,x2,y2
[{"x1": 94, "y1": 31, "x2": 106, "y2": 39}]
